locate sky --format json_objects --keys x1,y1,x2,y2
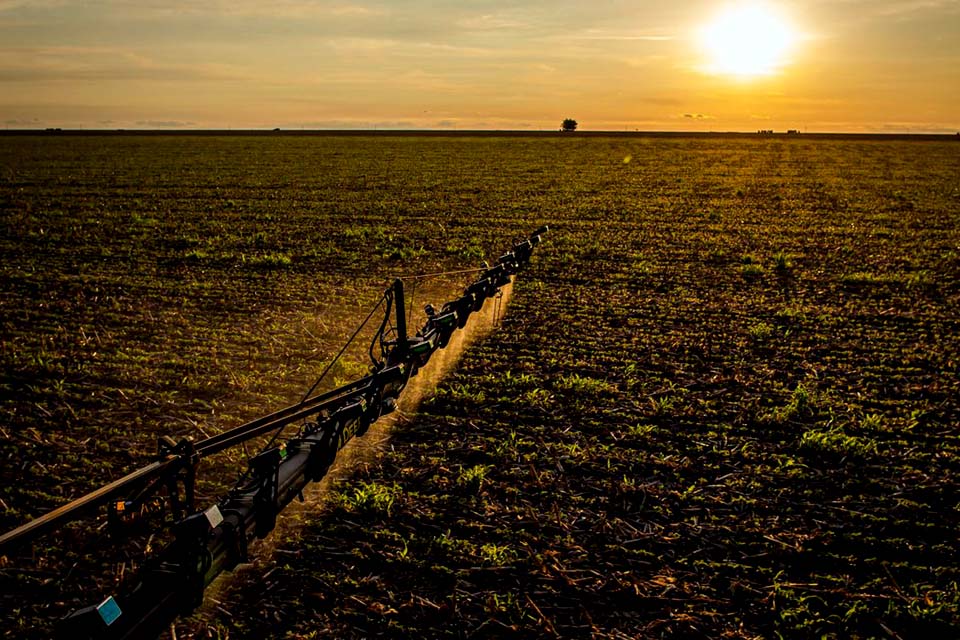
[{"x1": 0, "y1": 1, "x2": 958, "y2": 132}]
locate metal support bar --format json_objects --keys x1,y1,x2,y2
[{"x1": 393, "y1": 278, "x2": 407, "y2": 352}]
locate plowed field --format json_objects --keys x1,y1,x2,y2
[{"x1": 1, "y1": 134, "x2": 958, "y2": 638}]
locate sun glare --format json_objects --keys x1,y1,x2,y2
[{"x1": 700, "y1": 4, "x2": 795, "y2": 78}]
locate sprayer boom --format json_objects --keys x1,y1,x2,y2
[{"x1": 0, "y1": 226, "x2": 548, "y2": 639}]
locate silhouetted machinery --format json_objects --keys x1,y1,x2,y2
[{"x1": 0, "y1": 226, "x2": 548, "y2": 639}]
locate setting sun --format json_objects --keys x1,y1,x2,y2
[{"x1": 700, "y1": 4, "x2": 796, "y2": 78}]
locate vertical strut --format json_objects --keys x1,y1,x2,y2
[{"x1": 393, "y1": 278, "x2": 407, "y2": 351}]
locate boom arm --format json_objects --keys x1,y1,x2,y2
[{"x1": 0, "y1": 226, "x2": 547, "y2": 639}]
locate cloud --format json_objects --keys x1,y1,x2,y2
[
  {"x1": 456, "y1": 11, "x2": 530, "y2": 31},
  {"x1": 329, "y1": 4, "x2": 384, "y2": 17},
  {"x1": 871, "y1": 0, "x2": 960, "y2": 17},
  {"x1": 283, "y1": 119, "x2": 418, "y2": 129},
  {"x1": 75, "y1": 1, "x2": 328, "y2": 20},
  {"x1": 0, "y1": 1, "x2": 70, "y2": 10},
  {"x1": 865, "y1": 122, "x2": 960, "y2": 133},
  {"x1": 135, "y1": 119, "x2": 195, "y2": 127},
  {"x1": 805, "y1": 0, "x2": 960, "y2": 28},
  {"x1": 683, "y1": 113, "x2": 713, "y2": 120},
  {"x1": 0, "y1": 46, "x2": 253, "y2": 83},
  {"x1": 643, "y1": 96, "x2": 682, "y2": 106},
  {"x1": 100, "y1": 1, "x2": 389, "y2": 19},
  {"x1": 571, "y1": 29, "x2": 674, "y2": 42}
]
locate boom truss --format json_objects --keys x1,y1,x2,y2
[{"x1": 0, "y1": 226, "x2": 548, "y2": 639}]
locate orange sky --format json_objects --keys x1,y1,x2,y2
[{"x1": 1, "y1": 1, "x2": 958, "y2": 132}]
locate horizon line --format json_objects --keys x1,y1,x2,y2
[{"x1": 2, "y1": 128, "x2": 959, "y2": 138}]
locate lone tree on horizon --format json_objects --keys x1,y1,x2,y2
[{"x1": 561, "y1": 118, "x2": 578, "y2": 132}]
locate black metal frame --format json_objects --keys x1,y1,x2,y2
[{"x1": 0, "y1": 226, "x2": 547, "y2": 639}]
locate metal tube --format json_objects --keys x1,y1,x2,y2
[
  {"x1": 0, "y1": 460, "x2": 174, "y2": 552},
  {"x1": 393, "y1": 278, "x2": 407, "y2": 349}
]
